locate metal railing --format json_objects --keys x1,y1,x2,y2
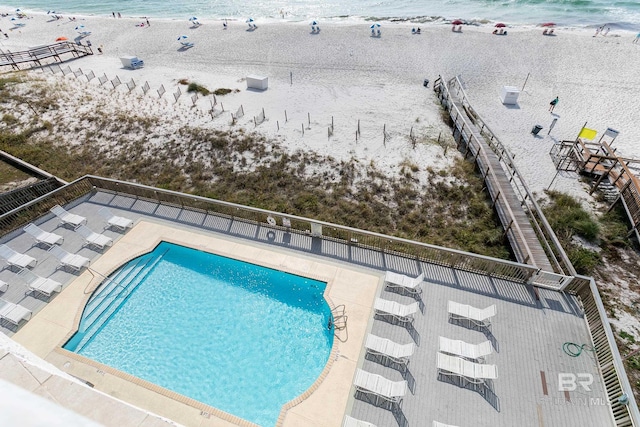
[{"x1": 0, "y1": 174, "x2": 637, "y2": 424}]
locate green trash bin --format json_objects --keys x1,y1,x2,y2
[{"x1": 531, "y1": 124, "x2": 543, "y2": 135}]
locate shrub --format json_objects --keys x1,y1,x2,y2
[{"x1": 187, "y1": 82, "x2": 210, "y2": 96}]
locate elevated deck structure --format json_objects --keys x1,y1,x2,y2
[
  {"x1": 0, "y1": 42, "x2": 93, "y2": 70},
  {"x1": 0, "y1": 175, "x2": 636, "y2": 427},
  {"x1": 551, "y1": 136, "x2": 640, "y2": 243}
]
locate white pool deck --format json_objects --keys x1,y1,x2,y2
[{"x1": 0, "y1": 193, "x2": 616, "y2": 427}]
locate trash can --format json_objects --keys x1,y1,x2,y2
[
  {"x1": 423, "y1": 79, "x2": 429, "y2": 87},
  {"x1": 531, "y1": 124, "x2": 543, "y2": 135}
]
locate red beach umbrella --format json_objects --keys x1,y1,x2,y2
[
  {"x1": 541, "y1": 22, "x2": 556, "y2": 27},
  {"x1": 495, "y1": 23, "x2": 506, "y2": 28},
  {"x1": 452, "y1": 19, "x2": 463, "y2": 26},
  {"x1": 55, "y1": 36, "x2": 68, "y2": 41}
]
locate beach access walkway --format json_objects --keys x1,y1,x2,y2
[
  {"x1": 0, "y1": 41, "x2": 93, "y2": 70},
  {"x1": 434, "y1": 76, "x2": 556, "y2": 273}
]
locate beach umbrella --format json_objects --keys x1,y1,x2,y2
[
  {"x1": 55, "y1": 36, "x2": 68, "y2": 41},
  {"x1": 75, "y1": 25, "x2": 85, "y2": 31},
  {"x1": 311, "y1": 21, "x2": 317, "y2": 26},
  {"x1": 189, "y1": 17, "x2": 198, "y2": 21},
  {"x1": 370, "y1": 24, "x2": 375, "y2": 29},
  {"x1": 452, "y1": 19, "x2": 463, "y2": 25},
  {"x1": 376, "y1": 23, "x2": 381, "y2": 28},
  {"x1": 177, "y1": 35, "x2": 189, "y2": 41},
  {"x1": 246, "y1": 18, "x2": 254, "y2": 23},
  {"x1": 541, "y1": 22, "x2": 555, "y2": 27},
  {"x1": 495, "y1": 23, "x2": 506, "y2": 28}
]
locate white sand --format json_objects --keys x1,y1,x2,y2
[{"x1": 1, "y1": 12, "x2": 640, "y2": 200}]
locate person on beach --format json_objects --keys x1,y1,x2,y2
[
  {"x1": 549, "y1": 96, "x2": 559, "y2": 112},
  {"x1": 593, "y1": 27, "x2": 600, "y2": 37},
  {"x1": 117, "y1": 12, "x2": 121, "y2": 18},
  {"x1": 112, "y1": 12, "x2": 115, "y2": 18},
  {"x1": 603, "y1": 27, "x2": 610, "y2": 36},
  {"x1": 146, "y1": 18, "x2": 150, "y2": 26}
]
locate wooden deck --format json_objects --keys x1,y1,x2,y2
[{"x1": 0, "y1": 42, "x2": 93, "y2": 70}]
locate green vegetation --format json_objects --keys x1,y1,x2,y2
[
  {"x1": 0, "y1": 74, "x2": 512, "y2": 259},
  {"x1": 213, "y1": 88, "x2": 233, "y2": 96},
  {"x1": 187, "y1": 82, "x2": 210, "y2": 96},
  {"x1": 542, "y1": 190, "x2": 632, "y2": 275}
]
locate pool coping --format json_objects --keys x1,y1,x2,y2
[{"x1": 13, "y1": 220, "x2": 380, "y2": 427}]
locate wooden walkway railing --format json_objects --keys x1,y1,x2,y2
[
  {"x1": 0, "y1": 41, "x2": 93, "y2": 70},
  {"x1": 434, "y1": 75, "x2": 557, "y2": 273}
]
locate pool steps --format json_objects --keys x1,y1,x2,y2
[{"x1": 64, "y1": 249, "x2": 168, "y2": 351}]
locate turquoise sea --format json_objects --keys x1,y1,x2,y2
[{"x1": 1, "y1": 0, "x2": 640, "y2": 29}]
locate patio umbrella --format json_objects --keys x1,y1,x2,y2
[
  {"x1": 495, "y1": 23, "x2": 506, "y2": 28},
  {"x1": 452, "y1": 19, "x2": 463, "y2": 25},
  {"x1": 311, "y1": 21, "x2": 317, "y2": 26},
  {"x1": 177, "y1": 35, "x2": 189, "y2": 42},
  {"x1": 541, "y1": 22, "x2": 555, "y2": 27},
  {"x1": 75, "y1": 25, "x2": 85, "y2": 31},
  {"x1": 55, "y1": 36, "x2": 68, "y2": 41},
  {"x1": 189, "y1": 17, "x2": 198, "y2": 21},
  {"x1": 246, "y1": 18, "x2": 254, "y2": 23}
]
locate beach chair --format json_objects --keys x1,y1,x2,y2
[
  {"x1": 18, "y1": 268, "x2": 62, "y2": 297},
  {"x1": 23, "y1": 223, "x2": 64, "y2": 248},
  {"x1": 0, "y1": 298, "x2": 32, "y2": 327},
  {"x1": 365, "y1": 334, "x2": 415, "y2": 368},
  {"x1": 439, "y1": 336, "x2": 493, "y2": 362},
  {"x1": 181, "y1": 41, "x2": 195, "y2": 48},
  {"x1": 0, "y1": 244, "x2": 37, "y2": 269},
  {"x1": 448, "y1": 301, "x2": 496, "y2": 329},
  {"x1": 384, "y1": 271, "x2": 424, "y2": 295},
  {"x1": 353, "y1": 368, "x2": 407, "y2": 407},
  {"x1": 374, "y1": 298, "x2": 419, "y2": 325},
  {"x1": 50, "y1": 205, "x2": 87, "y2": 230},
  {"x1": 75, "y1": 225, "x2": 113, "y2": 250},
  {"x1": 98, "y1": 207, "x2": 134, "y2": 231},
  {"x1": 48, "y1": 245, "x2": 90, "y2": 271},
  {"x1": 343, "y1": 415, "x2": 377, "y2": 427},
  {"x1": 437, "y1": 352, "x2": 498, "y2": 387}
]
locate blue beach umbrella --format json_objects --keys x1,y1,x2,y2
[
  {"x1": 246, "y1": 18, "x2": 254, "y2": 23},
  {"x1": 311, "y1": 21, "x2": 317, "y2": 26},
  {"x1": 75, "y1": 25, "x2": 85, "y2": 31},
  {"x1": 177, "y1": 35, "x2": 189, "y2": 41},
  {"x1": 370, "y1": 24, "x2": 375, "y2": 29},
  {"x1": 189, "y1": 16, "x2": 198, "y2": 21}
]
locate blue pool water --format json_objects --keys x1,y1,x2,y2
[{"x1": 64, "y1": 242, "x2": 333, "y2": 427}]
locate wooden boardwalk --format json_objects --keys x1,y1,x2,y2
[
  {"x1": 438, "y1": 79, "x2": 554, "y2": 271},
  {"x1": 0, "y1": 41, "x2": 93, "y2": 70}
]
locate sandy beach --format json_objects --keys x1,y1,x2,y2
[{"x1": 1, "y1": 12, "x2": 640, "y2": 202}]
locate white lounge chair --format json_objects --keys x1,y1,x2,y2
[
  {"x1": 343, "y1": 415, "x2": 377, "y2": 427},
  {"x1": 374, "y1": 298, "x2": 419, "y2": 324},
  {"x1": 0, "y1": 280, "x2": 7, "y2": 293},
  {"x1": 18, "y1": 269, "x2": 62, "y2": 297},
  {"x1": 0, "y1": 244, "x2": 37, "y2": 269},
  {"x1": 0, "y1": 298, "x2": 32, "y2": 327},
  {"x1": 437, "y1": 352, "x2": 498, "y2": 386},
  {"x1": 354, "y1": 368, "x2": 407, "y2": 406},
  {"x1": 365, "y1": 334, "x2": 415, "y2": 367},
  {"x1": 433, "y1": 422, "x2": 459, "y2": 427},
  {"x1": 75, "y1": 225, "x2": 113, "y2": 249},
  {"x1": 23, "y1": 223, "x2": 64, "y2": 247},
  {"x1": 50, "y1": 205, "x2": 87, "y2": 229},
  {"x1": 48, "y1": 245, "x2": 90, "y2": 271},
  {"x1": 98, "y1": 207, "x2": 133, "y2": 231},
  {"x1": 439, "y1": 336, "x2": 493, "y2": 362},
  {"x1": 384, "y1": 271, "x2": 424, "y2": 295},
  {"x1": 448, "y1": 301, "x2": 496, "y2": 329}
]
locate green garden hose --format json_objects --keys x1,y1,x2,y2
[{"x1": 563, "y1": 342, "x2": 595, "y2": 357}]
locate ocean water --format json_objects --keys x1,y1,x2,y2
[{"x1": 2, "y1": 0, "x2": 640, "y2": 29}]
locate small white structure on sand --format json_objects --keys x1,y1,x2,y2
[
  {"x1": 246, "y1": 75, "x2": 268, "y2": 90},
  {"x1": 500, "y1": 86, "x2": 520, "y2": 105},
  {"x1": 120, "y1": 56, "x2": 144, "y2": 69}
]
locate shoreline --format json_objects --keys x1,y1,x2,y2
[{"x1": 2, "y1": 6, "x2": 640, "y2": 32}]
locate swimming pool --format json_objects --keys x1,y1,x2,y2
[{"x1": 64, "y1": 241, "x2": 334, "y2": 427}]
